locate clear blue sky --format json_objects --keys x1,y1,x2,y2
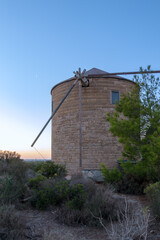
[{"x1": 0, "y1": 0, "x2": 160, "y2": 159}]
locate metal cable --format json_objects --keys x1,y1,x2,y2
[{"x1": 33, "y1": 146, "x2": 47, "y2": 161}]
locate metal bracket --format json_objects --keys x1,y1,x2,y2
[{"x1": 73, "y1": 68, "x2": 89, "y2": 87}]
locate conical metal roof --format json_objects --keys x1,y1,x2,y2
[
  {"x1": 84, "y1": 67, "x2": 127, "y2": 79},
  {"x1": 84, "y1": 68, "x2": 109, "y2": 76}
]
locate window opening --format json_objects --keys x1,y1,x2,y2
[{"x1": 111, "y1": 91, "x2": 120, "y2": 104}]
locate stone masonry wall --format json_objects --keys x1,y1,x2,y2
[{"x1": 51, "y1": 77, "x2": 135, "y2": 174}]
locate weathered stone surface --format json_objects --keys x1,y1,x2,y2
[
  {"x1": 82, "y1": 169, "x2": 104, "y2": 182},
  {"x1": 51, "y1": 76, "x2": 135, "y2": 174}
]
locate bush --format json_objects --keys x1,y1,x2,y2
[
  {"x1": 144, "y1": 182, "x2": 160, "y2": 219},
  {"x1": 0, "y1": 158, "x2": 28, "y2": 181},
  {"x1": 28, "y1": 174, "x2": 47, "y2": 189},
  {"x1": 8, "y1": 159, "x2": 28, "y2": 181},
  {"x1": 0, "y1": 175, "x2": 26, "y2": 205},
  {"x1": 0, "y1": 156, "x2": 36, "y2": 207},
  {"x1": 31, "y1": 188, "x2": 54, "y2": 210},
  {"x1": 56, "y1": 205, "x2": 89, "y2": 226},
  {"x1": 85, "y1": 185, "x2": 125, "y2": 224},
  {"x1": 144, "y1": 181, "x2": 160, "y2": 198},
  {"x1": 100, "y1": 161, "x2": 158, "y2": 195},
  {"x1": 50, "y1": 179, "x2": 71, "y2": 205},
  {"x1": 121, "y1": 160, "x2": 158, "y2": 183},
  {"x1": 118, "y1": 160, "x2": 158, "y2": 194},
  {"x1": 0, "y1": 151, "x2": 29, "y2": 183},
  {"x1": 103, "y1": 200, "x2": 150, "y2": 240},
  {"x1": 30, "y1": 180, "x2": 69, "y2": 210},
  {"x1": 66, "y1": 184, "x2": 85, "y2": 210},
  {"x1": 33, "y1": 161, "x2": 66, "y2": 178},
  {"x1": 115, "y1": 174, "x2": 147, "y2": 195},
  {"x1": 57, "y1": 181, "x2": 125, "y2": 226},
  {"x1": 0, "y1": 205, "x2": 25, "y2": 240},
  {"x1": 30, "y1": 179, "x2": 86, "y2": 210},
  {"x1": 100, "y1": 164, "x2": 123, "y2": 183}
]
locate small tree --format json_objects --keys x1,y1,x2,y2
[
  {"x1": 0, "y1": 150, "x2": 21, "y2": 161},
  {"x1": 107, "y1": 66, "x2": 160, "y2": 168}
]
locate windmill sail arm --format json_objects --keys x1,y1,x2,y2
[
  {"x1": 31, "y1": 68, "x2": 160, "y2": 148},
  {"x1": 31, "y1": 78, "x2": 78, "y2": 147},
  {"x1": 87, "y1": 70, "x2": 160, "y2": 77}
]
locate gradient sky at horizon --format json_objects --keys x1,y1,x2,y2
[{"x1": 0, "y1": 0, "x2": 160, "y2": 159}]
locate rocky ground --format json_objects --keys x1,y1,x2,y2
[
  {"x1": 19, "y1": 194, "x2": 160, "y2": 240},
  {"x1": 20, "y1": 208, "x2": 107, "y2": 240}
]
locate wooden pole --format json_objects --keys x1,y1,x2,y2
[
  {"x1": 87, "y1": 70, "x2": 160, "y2": 78},
  {"x1": 31, "y1": 79, "x2": 78, "y2": 147},
  {"x1": 79, "y1": 81, "x2": 82, "y2": 167}
]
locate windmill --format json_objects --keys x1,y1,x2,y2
[{"x1": 31, "y1": 67, "x2": 160, "y2": 174}]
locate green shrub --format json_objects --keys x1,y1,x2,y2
[
  {"x1": 0, "y1": 175, "x2": 26, "y2": 205},
  {"x1": 30, "y1": 179, "x2": 85, "y2": 210},
  {"x1": 66, "y1": 184, "x2": 85, "y2": 210},
  {"x1": 30, "y1": 182, "x2": 54, "y2": 210},
  {"x1": 0, "y1": 158, "x2": 28, "y2": 181},
  {"x1": 0, "y1": 157, "x2": 32, "y2": 206},
  {"x1": 100, "y1": 160, "x2": 158, "y2": 195},
  {"x1": 100, "y1": 164, "x2": 123, "y2": 183},
  {"x1": 31, "y1": 161, "x2": 46, "y2": 172},
  {"x1": 115, "y1": 174, "x2": 146, "y2": 195},
  {"x1": 51, "y1": 179, "x2": 70, "y2": 205},
  {"x1": 118, "y1": 160, "x2": 158, "y2": 194},
  {"x1": 144, "y1": 182, "x2": 160, "y2": 219},
  {"x1": 144, "y1": 182, "x2": 160, "y2": 197},
  {"x1": 34, "y1": 161, "x2": 66, "y2": 178},
  {"x1": 51, "y1": 181, "x2": 86, "y2": 209},
  {"x1": 28, "y1": 174, "x2": 47, "y2": 189},
  {"x1": 121, "y1": 160, "x2": 158, "y2": 182},
  {"x1": 31, "y1": 188, "x2": 54, "y2": 210}
]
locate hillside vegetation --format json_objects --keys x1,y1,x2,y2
[{"x1": 0, "y1": 150, "x2": 155, "y2": 239}]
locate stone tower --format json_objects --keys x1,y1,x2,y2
[{"x1": 51, "y1": 68, "x2": 135, "y2": 175}]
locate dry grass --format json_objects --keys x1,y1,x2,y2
[
  {"x1": 43, "y1": 198, "x2": 151, "y2": 240},
  {"x1": 93, "y1": 198, "x2": 150, "y2": 240},
  {"x1": 0, "y1": 205, "x2": 26, "y2": 240},
  {"x1": 43, "y1": 229, "x2": 87, "y2": 240}
]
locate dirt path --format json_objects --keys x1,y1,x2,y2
[{"x1": 21, "y1": 209, "x2": 107, "y2": 240}]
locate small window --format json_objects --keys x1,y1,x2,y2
[{"x1": 111, "y1": 91, "x2": 120, "y2": 104}]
